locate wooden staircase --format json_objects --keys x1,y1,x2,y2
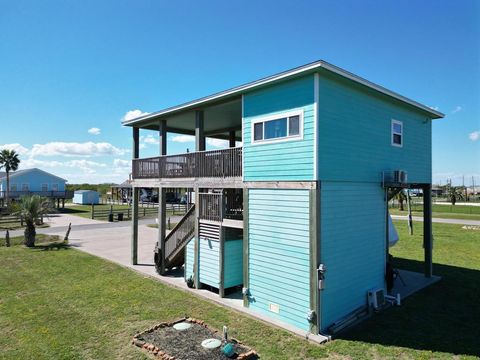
[{"x1": 155, "y1": 205, "x2": 195, "y2": 273}]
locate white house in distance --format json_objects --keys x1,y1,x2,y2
[{"x1": 0, "y1": 168, "x2": 72, "y2": 207}]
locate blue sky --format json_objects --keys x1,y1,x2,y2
[{"x1": 0, "y1": 0, "x2": 478, "y2": 185}]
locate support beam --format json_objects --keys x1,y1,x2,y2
[
  {"x1": 132, "y1": 127, "x2": 140, "y2": 159},
  {"x1": 159, "y1": 120, "x2": 167, "y2": 156},
  {"x1": 309, "y1": 188, "x2": 320, "y2": 334},
  {"x1": 242, "y1": 189, "x2": 249, "y2": 307},
  {"x1": 423, "y1": 184, "x2": 433, "y2": 278},
  {"x1": 193, "y1": 186, "x2": 201, "y2": 288},
  {"x1": 131, "y1": 187, "x2": 139, "y2": 265},
  {"x1": 158, "y1": 187, "x2": 166, "y2": 274},
  {"x1": 195, "y1": 110, "x2": 205, "y2": 152},
  {"x1": 229, "y1": 130, "x2": 236, "y2": 148}
]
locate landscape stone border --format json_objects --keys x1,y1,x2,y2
[{"x1": 132, "y1": 317, "x2": 258, "y2": 360}]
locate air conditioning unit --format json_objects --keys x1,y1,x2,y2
[
  {"x1": 393, "y1": 170, "x2": 408, "y2": 184},
  {"x1": 368, "y1": 288, "x2": 385, "y2": 310}
]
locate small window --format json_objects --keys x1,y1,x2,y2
[
  {"x1": 10, "y1": 184, "x2": 17, "y2": 191},
  {"x1": 252, "y1": 111, "x2": 303, "y2": 143},
  {"x1": 41, "y1": 184, "x2": 48, "y2": 192},
  {"x1": 22, "y1": 184, "x2": 29, "y2": 191},
  {"x1": 392, "y1": 120, "x2": 403, "y2": 147},
  {"x1": 51, "y1": 184, "x2": 58, "y2": 191}
]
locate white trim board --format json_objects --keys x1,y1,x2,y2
[{"x1": 122, "y1": 60, "x2": 444, "y2": 127}]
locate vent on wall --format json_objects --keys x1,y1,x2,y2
[
  {"x1": 368, "y1": 289, "x2": 385, "y2": 310},
  {"x1": 393, "y1": 170, "x2": 408, "y2": 183}
]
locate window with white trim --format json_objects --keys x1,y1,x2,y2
[
  {"x1": 41, "y1": 183, "x2": 48, "y2": 191},
  {"x1": 391, "y1": 120, "x2": 403, "y2": 147},
  {"x1": 22, "y1": 184, "x2": 29, "y2": 191},
  {"x1": 252, "y1": 111, "x2": 303, "y2": 143},
  {"x1": 51, "y1": 183, "x2": 58, "y2": 191}
]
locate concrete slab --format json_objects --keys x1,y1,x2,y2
[{"x1": 391, "y1": 269, "x2": 441, "y2": 299}]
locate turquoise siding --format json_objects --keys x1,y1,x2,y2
[
  {"x1": 73, "y1": 191, "x2": 99, "y2": 204},
  {"x1": 247, "y1": 189, "x2": 311, "y2": 331},
  {"x1": 243, "y1": 75, "x2": 315, "y2": 181},
  {"x1": 224, "y1": 240, "x2": 243, "y2": 288},
  {"x1": 320, "y1": 181, "x2": 386, "y2": 331},
  {"x1": 318, "y1": 73, "x2": 432, "y2": 184},
  {"x1": 184, "y1": 238, "x2": 195, "y2": 281},
  {"x1": 0, "y1": 169, "x2": 66, "y2": 192},
  {"x1": 199, "y1": 238, "x2": 220, "y2": 287}
]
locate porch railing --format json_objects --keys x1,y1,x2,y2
[
  {"x1": 199, "y1": 191, "x2": 243, "y2": 222},
  {"x1": 132, "y1": 147, "x2": 242, "y2": 179},
  {"x1": 164, "y1": 205, "x2": 196, "y2": 264},
  {"x1": 0, "y1": 190, "x2": 74, "y2": 199}
]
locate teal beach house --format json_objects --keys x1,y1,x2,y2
[{"x1": 123, "y1": 60, "x2": 444, "y2": 338}]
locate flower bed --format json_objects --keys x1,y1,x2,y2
[{"x1": 132, "y1": 318, "x2": 258, "y2": 360}]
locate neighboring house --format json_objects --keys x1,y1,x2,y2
[
  {"x1": 123, "y1": 60, "x2": 444, "y2": 338},
  {"x1": 73, "y1": 190, "x2": 100, "y2": 205},
  {"x1": 0, "y1": 168, "x2": 72, "y2": 207}
]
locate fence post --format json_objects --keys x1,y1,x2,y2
[
  {"x1": 143, "y1": 207, "x2": 146, "y2": 217},
  {"x1": 128, "y1": 207, "x2": 130, "y2": 219},
  {"x1": 91, "y1": 204, "x2": 95, "y2": 219},
  {"x1": 20, "y1": 216, "x2": 23, "y2": 227}
]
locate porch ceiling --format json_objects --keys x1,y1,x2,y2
[{"x1": 139, "y1": 98, "x2": 242, "y2": 140}]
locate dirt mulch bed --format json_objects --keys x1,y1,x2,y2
[{"x1": 133, "y1": 318, "x2": 258, "y2": 360}]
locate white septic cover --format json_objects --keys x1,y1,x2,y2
[
  {"x1": 173, "y1": 322, "x2": 192, "y2": 331},
  {"x1": 201, "y1": 338, "x2": 222, "y2": 349}
]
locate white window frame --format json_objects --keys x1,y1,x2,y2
[
  {"x1": 391, "y1": 119, "x2": 403, "y2": 148},
  {"x1": 51, "y1": 183, "x2": 58, "y2": 191},
  {"x1": 10, "y1": 184, "x2": 17, "y2": 191},
  {"x1": 251, "y1": 109, "x2": 304, "y2": 145},
  {"x1": 21, "y1": 183, "x2": 29, "y2": 191},
  {"x1": 41, "y1": 183, "x2": 48, "y2": 192}
]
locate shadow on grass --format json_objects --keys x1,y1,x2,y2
[{"x1": 340, "y1": 258, "x2": 480, "y2": 357}]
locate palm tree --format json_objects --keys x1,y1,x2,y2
[
  {"x1": 14, "y1": 195, "x2": 54, "y2": 247},
  {"x1": 0, "y1": 149, "x2": 20, "y2": 206},
  {"x1": 446, "y1": 185, "x2": 464, "y2": 206}
]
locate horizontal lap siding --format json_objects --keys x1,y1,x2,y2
[
  {"x1": 184, "y1": 238, "x2": 195, "y2": 281},
  {"x1": 248, "y1": 189, "x2": 311, "y2": 331},
  {"x1": 320, "y1": 182, "x2": 385, "y2": 331},
  {"x1": 224, "y1": 240, "x2": 243, "y2": 288},
  {"x1": 243, "y1": 75, "x2": 315, "y2": 181},
  {"x1": 318, "y1": 73, "x2": 432, "y2": 184},
  {"x1": 199, "y1": 238, "x2": 220, "y2": 288}
]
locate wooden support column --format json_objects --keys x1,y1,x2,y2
[
  {"x1": 195, "y1": 110, "x2": 205, "y2": 152},
  {"x1": 309, "y1": 187, "x2": 320, "y2": 334},
  {"x1": 133, "y1": 127, "x2": 140, "y2": 159},
  {"x1": 193, "y1": 187, "x2": 201, "y2": 288},
  {"x1": 219, "y1": 225, "x2": 225, "y2": 298},
  {"x1": 131, "y1": 187, "x2": 139, "y2": 265},
  {"x1": 423, "y1": 184, "x2": 433, "y2": 278},
  {"x1": 158, "y1": 186, "x2": 166, "y2": 274},
  {"x1": 159, "y1": 120, "x2": 167, "y2": 156},
  {"x1": 242, "y1": 189, "x2": 249, "y2": 307},
  {"x1": 229, "y1": 130, "x2": 236, "y2": 148}
]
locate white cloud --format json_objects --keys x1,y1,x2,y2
[
  {"x1": 0, "y1": 143, "x2": 30, "y2": 156},
  {"x1": 429, "y1": 106, "x2": 439, "y2": 111},
  {"x1": 123, "y1": 109, "x2": 150, "y2": 122},
  {"x1": 451, "y1": 106, "x2": 463, "y2": 114},
  {"x1": 113, "y1": 159, "x2": 130, "y2": 168},
  {"x1": 207, "y1": 138, "x2": 229, "y2": 148},
  {"x1": 20, "y1": 159, "x2": 63, "y2": 168},
  {"x1": 469, "y1": 130, "x2": 480, "y2": 142},
  {"x1": 30, "y1": 142, "x2": 126, "y2": 157},
  {"x1": 65, "y1": 160, "x2": 106, "y2": 168},
  {"x1": 143, "y1": 134, "x2": 158, "y2": 144},
  {"x1": 172, "y1": 135, "x2": 195, "y2": 143},
  {"x1": 88, "y1": 127, "x2": 101, "y2": 135}
]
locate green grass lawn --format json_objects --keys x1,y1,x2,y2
[
  {"x1": 0, "y1": 222, "x2": 479, "y2": 359},
  {"x1": 389, "y1": 203, "x2": 480, "y2": 221}
]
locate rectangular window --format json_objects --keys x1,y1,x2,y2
[
  {"x1": 252, "y1": 111, "x2": 303, "y2": 143},
  {"x1": 392, "y1": 120, "x2": 403, "y2": 147},
  {"x1": 10, "y1": 184, "x2": 17, "y2": 191},
  {"x1": 51, "y1": 184, "x2": 58, "y2": 191},
  {"x1": 22, "y1": 184, "x2": 29, "y2": 191},
  {"x1": 41, "y1": 184, "x2": 48, "y2": 191}
]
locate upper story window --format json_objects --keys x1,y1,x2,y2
[
  {"x1": 10, "y1": 184, "x2": 17, "y2": 191},
  {"x1": 22, "y1": 184, "x2": 29, "y2": 191},
  {"x1": 391, "y1": 120, "x2": 403, "y2": 147},
  {"x1": 51, "y1": 183, "x2": 58, "y2": 191},
  {"x1": 252, "y1": 110, "x2": 303, "y2": 144},
  {"x1": 41, "y1": 184, "x2": 48, "y2": 191}
]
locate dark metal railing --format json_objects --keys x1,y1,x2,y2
[
  {"x1": 132, "y1": 147, "x2": 242, "y2": 179},
  {"x1": 0, "y1": 190, "x2": 74, "y2": 199},
  {"x1": 199, "y1": 191, "x2": 243, "y2": 222}
]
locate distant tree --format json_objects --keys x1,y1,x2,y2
[
  {"x1": 394, "y1": 190, "x2": 407, "y2": 211},
  {"x1": 446, "y1": 185, "x2": 464, "y2": 206},
  {"x1": 14, "y1": 195, "x2": 55, "y2": 247},
  {"x1": 0, "y1": 149, "x2": 20, "y2": 206}
]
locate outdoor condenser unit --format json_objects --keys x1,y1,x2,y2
[
  {"x1": 393, "y1": 170, "x2": 408, "y2": 183},
  {"x1": 368, "y1": 288, "x2": 385, "y2": 310}
]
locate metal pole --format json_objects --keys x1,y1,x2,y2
[{"x1": 423, "y1": 184, "x2": 433, "y2": 277}]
